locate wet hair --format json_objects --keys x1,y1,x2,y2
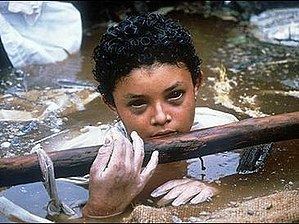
[{"x1": 93, "y1": 13, "x2": 202, "y2": 106}]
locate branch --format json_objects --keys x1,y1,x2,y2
[{"x1": 0, "y1": 111, "x2": 298, "y2": 187}]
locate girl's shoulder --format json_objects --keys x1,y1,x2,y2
[{"x1": 192, "y1": 107, "x2": 239, "y2": 130}]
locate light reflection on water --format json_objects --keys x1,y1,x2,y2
[
  {"x1": 187, "y1": 151, "x2": 241, "y2": 182},
  {"x1": 0, "y1": 12, "x2": 298, "y2": 222},
  {"x1": 0, "y1": 181, "x2": 88, "y2": 223}
]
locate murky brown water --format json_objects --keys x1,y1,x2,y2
[{"x1": 0, "y1": 12, "x2": 298, "y2": 222}]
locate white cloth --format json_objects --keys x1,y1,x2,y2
[
  {"x1": 0, "y1": 1, "x2": 82, "y2": 68},
  {"x1": 192, "y1": 107, "x2": 238, "y2": 130}
]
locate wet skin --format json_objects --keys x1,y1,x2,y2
[{"x1": 111, "y1": 63, "x2": 200, "y2": 140}]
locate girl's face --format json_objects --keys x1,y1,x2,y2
[{"x1": 111, "y1": 63, "x2": 200, "y2": 140}]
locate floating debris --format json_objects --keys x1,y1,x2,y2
[
  {"x1": 0, "y1": 109, "x2": 36, "y2": 122},
  {"x1": 0, "y1": 142, "x2": 11, "y2": 148},
  {"x1": 261, "y1": 90, "x2": 299, "y2": 98},
  {"x1": 0, "y1": 88, "x2": 101, "y2": 122},
  {"x1": 211, "y1": 65, "x2": 268, "y2": 118},
  {"x1": 0, "y1": 196, "x2": 52, "y2": 223},
  {"x1": 57, "y1": 79, "x2": 95, "y2": 89},
  {"x1": 0, "y1": 87, "x2": 100, "y2": 156},
  {"x1": 250, "y1": 8, "x2": 299, "y2": 47}
]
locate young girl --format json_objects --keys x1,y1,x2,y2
[{"x1": 82, "y1": 13, "x2": 238, "y2": 218}]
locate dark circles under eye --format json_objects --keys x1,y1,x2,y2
[{"x1": 131, "y1": 105, "x2": 147, "y2": 114}]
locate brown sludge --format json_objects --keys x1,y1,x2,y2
[{"x1": 124, "y1": 189, "x2": 299, "y2": 223}]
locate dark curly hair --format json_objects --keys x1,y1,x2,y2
[{"x1": 93, "y1": 13, "x2": 202, "y2": 106}]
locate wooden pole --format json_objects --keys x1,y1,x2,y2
[{"x1": 0, "y1": 111, "x2": 298, "y2": 187}]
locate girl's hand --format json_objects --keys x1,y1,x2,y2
[
  {"x1": 150, "y1": 178, "x2": 218, "y2": 207},
  {"x1": 83, "y1": 128, "x2": 159, "y2": 218}
]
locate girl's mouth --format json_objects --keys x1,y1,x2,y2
[{"x1": 150, "y1": 130, "x2": 178, "y2": 138}]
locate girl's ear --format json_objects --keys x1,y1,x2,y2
[
  {"x1": 194, "y1": 76, "x2": 201, "y2": 96},
  {"x1": 194, "y1": 69, "x2": 203, "y2": 95}
]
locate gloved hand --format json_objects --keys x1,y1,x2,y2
[
  {"x1": 151, "y1": 178, "x2": 218, "y2": 207},
  {"x1": 83, "y1": 128, "x2": 159, "y2": 218}
]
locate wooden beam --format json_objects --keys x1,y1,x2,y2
[{"x1": 0, "y1": 111, "x2": 298, "y2": 187}]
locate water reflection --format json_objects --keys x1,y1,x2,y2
[
  {"x1": 0, "y1": 181, "x2": 88, "y2": 223},
  {"x1": 187, "y1": 151, "x2": 240, "y2": 181}
]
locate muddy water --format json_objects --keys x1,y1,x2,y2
[{"x1": 0, "y1": 12, "x2": 298, "y2": 222}]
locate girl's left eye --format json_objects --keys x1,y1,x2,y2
[{"x1": 168, "y1": 90, "x2": 184, "y2": 101}]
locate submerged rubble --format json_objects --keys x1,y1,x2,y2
[
  {"x1": 0, "y1": 68, "x2": 100, "y2": 157},
  {"x1": 250, "y1": 8, "x2": 299, "y2": 47}
]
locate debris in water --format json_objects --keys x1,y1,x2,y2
[
  {"x1": 1, "y1": 142, "x2": 11, "y2": 148},
  {"x1": 211, "y1": 64, "x2": 268, "y2": 118},
  {"x1": 0, "y1": 109, "x2": 36, "y2": 122},
  {"x1": 261, "y1": 90, "x2": 299, "y2": 98}
]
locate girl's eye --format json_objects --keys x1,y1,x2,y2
[
  {"x1": 168, "y1": 90, "x2": 184, "y2": 101},
  {"x1": 128, "y1": 100, "x2": 147, "y2": 109}
]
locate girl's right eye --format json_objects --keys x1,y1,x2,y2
[{"x1": 128, "y1": 100, "x2": 147, "y2": 110}]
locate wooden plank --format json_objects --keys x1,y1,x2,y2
[{"x1": 0, "y1": 111, "x2": 298, "y2": 187}]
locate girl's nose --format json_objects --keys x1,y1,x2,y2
[{"x1": 150, "y1": 103, "x2": 171, "y2": 126}]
